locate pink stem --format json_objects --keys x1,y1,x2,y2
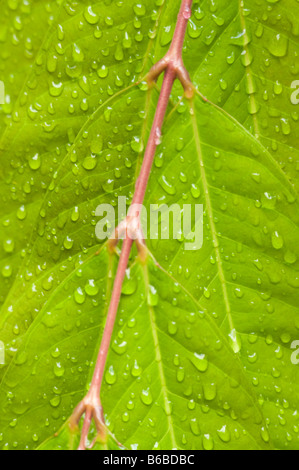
[
  {"x1": 72, "y1": 2, "x2": 193, "y2": 448},
  {"x1": 169, "y1": 0, "x2": 193, "y2": 57},
  {"x1": 132, "y1": 68, "x2": 175, "y2": 205},
  {"x1": 89, "y1": 0, "x2": 193, "y2": 398},
  {"x1": 133, "y1": 0, "x2": 193, "y2": 206},
  {"x1": 90, "y1": 236, "x2": 133, "y2": 394}
]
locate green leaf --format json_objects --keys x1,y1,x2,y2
[{"x1": 0, "y1": 0, "x2": 299, "y2": 451}]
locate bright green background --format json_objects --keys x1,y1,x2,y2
[{"x1": 0, "y1": 0, "x2": 298, "y2": 450}]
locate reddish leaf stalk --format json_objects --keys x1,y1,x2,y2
[{"x1": 70, "y1": 0, "x2": 194, "y2": 450}]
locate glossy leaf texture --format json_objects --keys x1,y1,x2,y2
[{"x1": 0, "y1": 0, "x2": 298, "y2": 451}]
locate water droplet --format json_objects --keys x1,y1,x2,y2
[
  {"x1": 159, "y1": 175, "x2": 176, "y2": 195},
  {"x1": 202, "y1": 434, "x2": 214, "y2": 450},
  {"x1": 147, "y1": 285, "x2": 158, "y2": 306},
  {"x1": 28, "y1": 153, "x2": 41, "y2": 170},
  {"x1": 54, "y1": 362, "x2": 65, "y2": 377},
  {"x1": 84, "y1": 6, "x2": 99, "y2": 25},
  {"x1": 131, "y1": 136, "x2": 144, "y2": 153},
  {"x1": 203, "y1": 382, "x2": 217, "y2": 401},
  {"x1": 74, "y1": 287, "x2": 86, "y2": 305},
  {"x1": 228, "y1": 329, "x2": 241, "y2": 354},
  {"x1": 3, "y1": 238, "x2": 14, "y2": 253},
  {"x1": 122, "y1": 271, "x2": 137, "y2": 295},
  {"x1": 105, "y1": 365, "x2": 116, "y2": 385},
  {"x1": 85, "y1": 279, "x2": 99, "y2": 296},
  {"x1": 217, "y1": 425, "x2": 231, "y2": 443},
  {"x1": 63, "y1": 236, "x2": 74, "y2": 250},
  {"x1": 267, "y1": 33, "x2": 288, "y2": 58},
  {"x1": 17, "y1": 205, "x2": 27, "y2": 220},
  {"x1": 83, "y1": 154, "x2": 97, "y2": 170},
  {"x1": 191, "y1": 353, "x2": 208, "y2": 372},
  {"x1": 50, "y1": 396, "x2": 61, "y2": 408},
  {"x1": 140, "y1": 388, "x2": 153, "y2": 406},
  {"x1": 272, "y1": 231, "x2": 284, "y2": 250}
]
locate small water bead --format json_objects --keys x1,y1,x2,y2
[
  {"x1": 42, "y1": 311, "x2": 58, "y2": 328},
  {"x1": 51, "y1": 348, "x2": 61, "y2": 359},
  {"x1": 131, "y1": 360, "x2": 142, "y2": 377},
  {"x1": 123, "y1": 32, "x2": 132, "y2": 49},
  {"x1": 228, "y1": 329, "x2": 242, "y2": 354},
  {"x1": 274, "y1": 81, "x2": 283, "y2": 95},
  {"x1": 83, "y1": 154, "x2": 97, "y2": 170},
  {"x1": 147, "y1": 285, "x2": 158, "y2": 307},
  {"x1": 122, "y1": 412, "x2": 130, "y2": 423},
  {"x1": 176, "y1": 367, "x2": 185, "y2": 383},
  {"x1": 159, "y1": 175, "x2": 176, "y2": 195},
  {"x1": 267, "y1": 33, "x2": 288, "y2": 58},
  {"x1": 160, "y1": 25, "x2": 174, "y2": 46},
  {"x1": 227, "y1": 51, "x2": 235, "y2": 65},
  {"x1": 74, "y1": 287, "x2": 86, "y2": 305},
  {"x1": 188, "y1": 20, "x2": 202, "y2": 39},
  {"x1": 112, "y1": 338, "x2": 127, "y2": 356},
  {"x1": 105, "y1": 16, "x2": 114, "y2": 27},
  {"x1": 3, "y1": 239, "x2": 15, "y2": 253},
  {"x1": 47, "y1": 54, "x2": 57, "y2": 73},
  {"x1": 85, "y1": 279, "x2": 99, "y2": 296},
  {"x1": 140, "y1": 388, "x2": 153, "y2": 406},
  {"x1": 190, "y1": 418, "x2": 200, "y2": 436},
  {"x1": 49, "y1": 81, "x2": 63, "y2": 97},
  {"x1": 219, "y1": 78, "x2": 228, "y2": 91},
  {"x1": 102, "y1": 179, "x2": 115, "y2": 193},
  {"x1": 127, "y1": 400, "x2": 135, "y2": 411},
  {"x1": 71, "y1": 206, "x2": 80, "y2": 222},
  {"x1": 202, "y1": 434, "x2": 214, "y2": 451},
  {"x1": 42, "y1": 276, "x2": 53, "y2": 291},
  {"x1": 131, "y1": 136, "x2": 144, "y2": 153},
  {"x1": 203, "y1": 382, "x2": 217, "y2": 401},
  {"x1": 281, "y1": 333, "x2": 291, "y2": 344},
  {"x1": 90, "y1": 137, "x2": 103, "y2": 154},
  {"x1": 203, "y1": 288, "x2": 211, "y2": 299},
  {"x1": 122, "y1": 272, "x2": 137, "y2": 295},
  {"x1": 84, "y1": 5, "x2": 99, "y2": 24},
  {"x1": 234, "y1": 288, "x2": 244, "y2": 299},
  {"x1": 28, "y1": 153, "x2": 41, "y2": 170},
  {"x1": 114, "y1": 44, "x2": 124, "y2": 62},
  {"x1": 63, "y1": 236, "x2": 73, "y2": 250},
  {"x1": 133, "y1": 3, "x2": 146, "y2": 16},
  {"x1": 271, "y1": 231, "x2": 284, "y2": 250},
  {"x1": 168, "y1": 321, "x2": 178, "y2": 336},
  {"x1": 261, "y1": 427, "x2": 270, "y2": 443},
  {"x1": 15, "y1": 204, "x2": 26, "y2": 222},
  {"x1": 191, "y1": 353, "x2": 208, "y2": 372},
  {"x1": 105, "y1": 365, "x2": 116, "y2": 385},
  {"x1": 50, "y1": 396, "x2": 61, "y2": 408},
  {"x1": 72, "y1": 43, "x2": 84, "y2": 62},
  {"x1": 191, "y1": 183, "x2": 201, "y2": 199},
  {"x1": 53, "y1": 362, "x2": 65, "y2": 377},
  {"x1": 281, "y1": 118, "x2": 291, "y2": 136},
  {"x1": 284, "y1": 251, "x2": 297, "y2": 265},
  {"x1": 2, "y1": 265, "x2": 12, "y2": 278},
  {"x1": 217, "y1": 425, "x2": 231, "y2": 443},
  {"x1": 248, "y1": 352, "x2": 258, "y2": 364},
  {"x1": 9, "y1": 418, "x2": 17, "y2": 428}
]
